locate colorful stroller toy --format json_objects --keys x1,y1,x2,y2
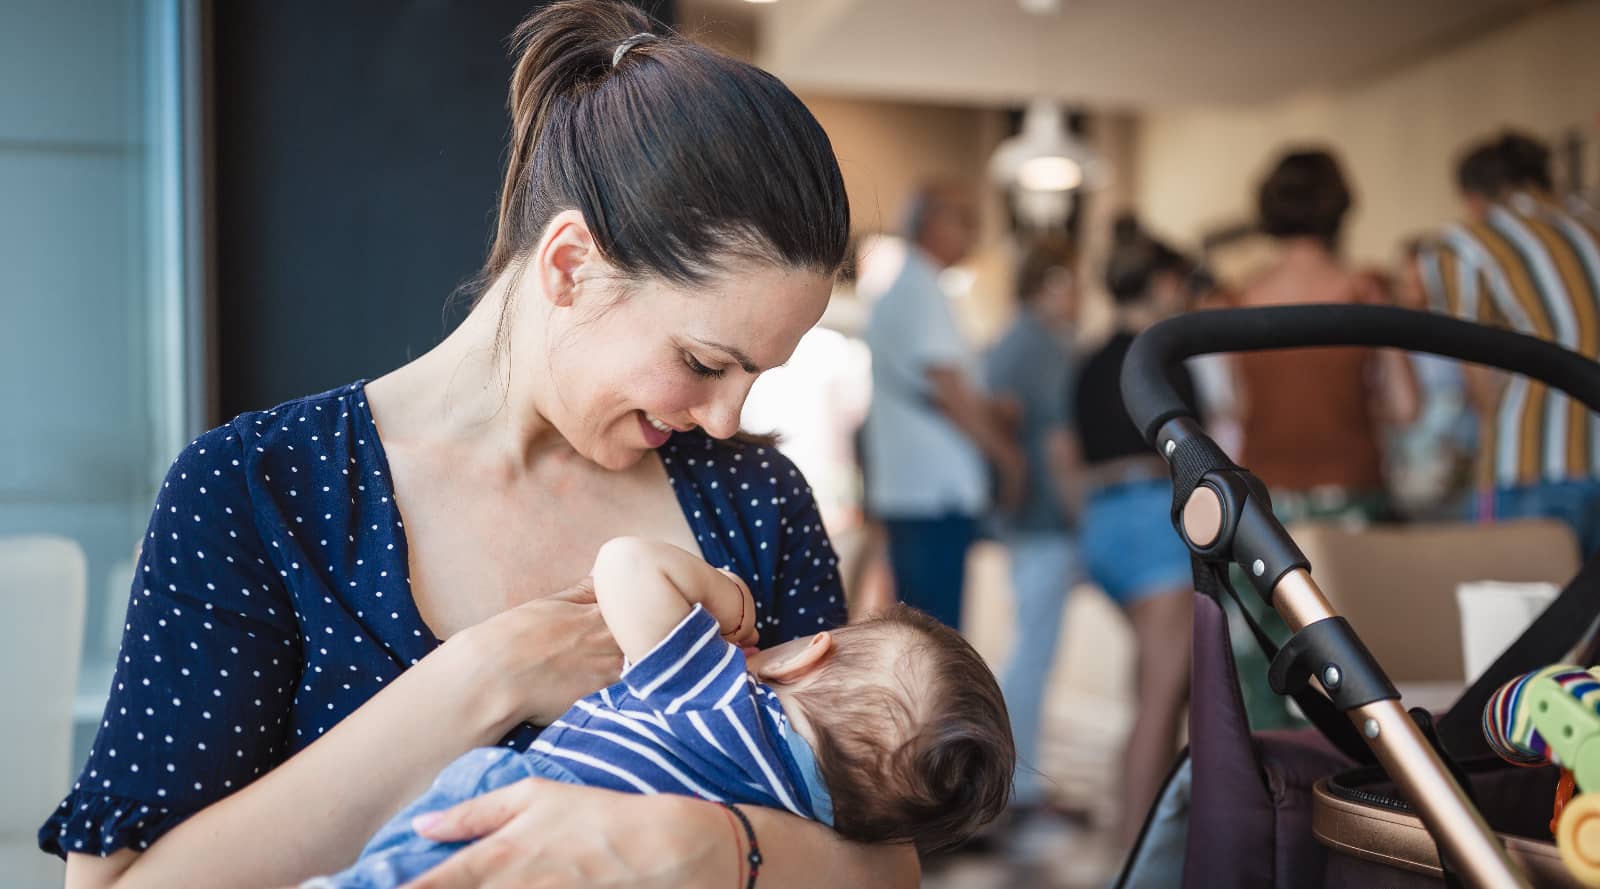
[{"x1": 1485, "y1": 666, "x2": 1600, "y2": 885}]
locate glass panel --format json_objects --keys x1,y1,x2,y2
[{"x1": 0, "y1": 0, "x2": 199, "y2": 770}]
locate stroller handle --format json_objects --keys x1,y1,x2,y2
[
  {"x1": 1121, "y1": 303, "x2": 1600, "y2": 447},
  {"x1": 1117, "y1": 304, "x2": 1566, "y2": 888}
]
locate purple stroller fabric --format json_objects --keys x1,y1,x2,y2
[{"x1": 1183, "y1": 591, "x2": 1353, "y2": 887}]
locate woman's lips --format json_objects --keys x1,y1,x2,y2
[{"x1": 638, "y1": 411, "x2": 672, "y2": 448}]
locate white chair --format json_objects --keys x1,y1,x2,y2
[{"x1": 0, "y1": 535, "x2": 86, "y2": 888}]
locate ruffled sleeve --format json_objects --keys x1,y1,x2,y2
[{"x1": 39, "y1": 422, "x2": 302, "y2": 858}]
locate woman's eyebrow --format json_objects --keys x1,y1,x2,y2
[{"x1": 690, "y1": 337, "x2": 760, "y2": 374}]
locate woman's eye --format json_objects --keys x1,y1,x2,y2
[{"x1": 683, "y1": 353, "x2": 726, "y2": 379}]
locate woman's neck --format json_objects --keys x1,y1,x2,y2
[
  {"x1": 374, "y1": 274, "x2": 568, "y2": 469},
  {"x1": 1277, "y1": 236, "x2": 1337, "y2": 268}
]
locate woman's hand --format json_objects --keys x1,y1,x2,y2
[
  {"x1": 445, "y1": 578, "x2": 623, "y2": 730},
  {"x1": 399, "y1": 778, "x2": 731, "y2": 889}
]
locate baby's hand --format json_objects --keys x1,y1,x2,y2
[{"x1": 715, "y1": 568, "x2": 759, "y2": 649}]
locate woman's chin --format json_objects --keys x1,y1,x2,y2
[{"x1": 585, "y1": 441, "x2": 649, "y2": 472}]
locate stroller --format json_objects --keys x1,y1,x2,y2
[{"x1": 1112, "y1": 304, "x2": 1600, "y2": 889}]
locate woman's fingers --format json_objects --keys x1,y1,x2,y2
[
  {"x1": 400, "y1": 835, "x2": 523, "y2": 889},
  {"x1": 413, "y1": 777, "x2": 543, "y2": 843}
]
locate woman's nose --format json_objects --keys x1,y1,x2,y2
[{"x1": 692, "y1": 384, "x2": 750, "y2": 440}]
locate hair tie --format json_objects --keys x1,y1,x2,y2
[{"x1": 612, "y1": 32, "x2": 658, "y2": 68}]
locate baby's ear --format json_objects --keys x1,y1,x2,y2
[{"x1": 757, "y1": 632, "x2": 833, "y2": 683}]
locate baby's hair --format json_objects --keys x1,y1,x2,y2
[{"x1": 789, "y1": 604, "x2": 1014, "y2": 855}]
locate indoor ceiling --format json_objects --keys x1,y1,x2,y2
[{"x1": 684, "y1": 0, "x2": 1557, "y2": 108}]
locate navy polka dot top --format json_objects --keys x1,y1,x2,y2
[{"x1": 39, "y1": 380, "x2": 845, "y2": 859}]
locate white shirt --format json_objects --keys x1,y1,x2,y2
[{"x1": 861, "y1": 248, "x2": 989, "y2": 517}]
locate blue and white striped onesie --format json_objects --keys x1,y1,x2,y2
[{"x1": 311, "y1": 605, "x2": 833, "y2": 888}]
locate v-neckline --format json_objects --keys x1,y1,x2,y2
[{"x1": 350, "y1": 380, "x2": 719, "y2": 649}]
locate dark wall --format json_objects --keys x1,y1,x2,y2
[{"x1": 211, "y1": 0, "x2": 674, "y2": 421}]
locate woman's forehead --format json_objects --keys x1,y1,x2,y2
[{"x1": 648, "y1": 267, "x2": 832, "y2": 359}]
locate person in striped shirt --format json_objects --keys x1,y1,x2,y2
[
  {"x1": 306, "y1": 537, "x2": 1014, "y2": 888},
  {"x1": 1421, "y1": 131, "x2": 1600, "y2": 555}
]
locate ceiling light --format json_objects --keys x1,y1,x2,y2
[
  {"x1": 1018, "y1": 156, "x2": 1083, "y2": 192},
  {"x1": 989, "y1": 99, "x2": 1103, "y2": 227}
]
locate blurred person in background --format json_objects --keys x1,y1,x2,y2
[
  {"x1": 1228, "y1": 149, "x2": 1419, "y2": 525},
  {"x1": 982, "y1": 238, "x2": 1083, "y2": 818},
  {"x1": 1385, "y1": 239, "x2": 1477, "y2": 518},
  {"x1": 1421, "y1": 131, "x2": 1600, "y2": 554},
  {"x1": 862, "y1": 183, "x2": 1027, "y2": 631},
  {"x1": 1065, "y1": 216, "x2": 1198, "y2": 848}
]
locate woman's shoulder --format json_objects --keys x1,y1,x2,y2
[
  {"x1": 165, "y1": 381, "x2": 377, "y2": 518},
  {"x1": 228, "y1": 380, "x2": 371, "y2": 458}
]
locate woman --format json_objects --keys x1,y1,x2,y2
[
  {"x1": 1066, "y1": 218, "x2": 1198, "y2": 848},
  {"x1": 46, "y1": 3, "x2": 915, "y2": 887},
  {"x1": 982, "y1": 239, "x2": 1081, "y2": 817},
  {"x1": 1230, "y1": 149, "x2": 1418, "y2": 523}
]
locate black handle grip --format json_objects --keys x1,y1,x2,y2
[{"x1": 1121, "y1": 304, "x2": 1600, "y2": 447}]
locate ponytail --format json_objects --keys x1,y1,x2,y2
[{"x1": 478, "y1": 0, "x2": 849, "y2": 297}]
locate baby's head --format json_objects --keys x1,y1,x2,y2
[{"x1": 750, "y1": 604, "x2": 1015, "y2": 854}]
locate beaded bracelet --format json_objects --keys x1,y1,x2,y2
[{"x1": 722, "y1": 802, "x2": 762, "y2": 889}]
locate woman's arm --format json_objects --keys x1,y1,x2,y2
[
  {"x1": 67, "y1": 584, "x2": 619, "y2": 889},
  {"x1": 401, "y1": 779, "x2": 919, "y2": 889},
  {"x1": 742, "y1": 804, "x2": 920, "y2": 889}
]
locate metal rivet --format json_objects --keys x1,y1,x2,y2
[
  {"x1": 1251, "y1": 559, "x2": 1265, "y2": 577},
  {"x1": 1322, "y1": 665, "x2": 1342, "y2": 690},
  {"x1": 1363, "y1": 719, "x2": 1380, "y2": 739},
  {"x1": 1164, "y1": 440, "x2": 1176, "y2": 457}
]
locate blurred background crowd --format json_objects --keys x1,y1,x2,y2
[{"x1": 4, "y1": 1, "x2": 1600, "y2": 886}]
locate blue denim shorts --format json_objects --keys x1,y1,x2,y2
[{"x1": 1081, "y1": 480, "x2": 1193, "y2": 605}]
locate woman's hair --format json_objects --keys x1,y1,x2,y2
[
  {"x1": 790, "y1": 604, "x2": 1015, "y2": 856},
  {"x1": 1105, "y1": 215, "x2": 1191, "y2": 305},
  {"x1": 481, "y1": 0, "x2": 849, "y2": 299},
  {"x1": 1015, "y1": 237, "x2": 1075, "y2": 306},
  {"x1": 1257, "y1": 149, "x2": 1352, "y2": 247}
]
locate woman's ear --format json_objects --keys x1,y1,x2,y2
[
  {"x1": 534, "y1": 209, "x2": 597, "y2": 309},
  {"x1": 756, "y1": 632, "x2": 833, "y2": 684}
]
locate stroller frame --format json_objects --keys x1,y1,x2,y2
[{"x1": 1120, "y1": 304, "x2": 1600, "y2": 889}]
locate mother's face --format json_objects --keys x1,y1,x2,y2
[{"x1": 541, "y1": 253, "x2": 833, "y2": 471}]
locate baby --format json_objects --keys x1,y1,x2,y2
[{"x1": 307, "y1": 537, "x2": 1015, "y2": 887}]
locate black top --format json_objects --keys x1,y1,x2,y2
[{"x1": 1073, "y1": 331, "x2": 1198, "y2": 466}]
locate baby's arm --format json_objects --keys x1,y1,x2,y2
[{"x1": 591, "y1": 537, "x2": 757, "y2": 663}]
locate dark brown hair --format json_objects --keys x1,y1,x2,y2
[
  {"x1": 1105, "y1": 215, "x2": 1191, "y2": 306},
  {"x1": 1457, "y1": 130, "x2": 1552, "y2": 198},
  {"x1": 791, "y1": 604, "x2": 1015, "y2": 855},
  {"x1": 1016, "y1": 237, "x2": 1075, "y2": 306},
  {"x1": 1257, "y1": 149, "x2": 1352, "y2": 247},
  {"x1": 482, "y1": 0, "x2": 849, "y2": 299}
]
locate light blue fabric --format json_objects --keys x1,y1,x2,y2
[
  {"x1": 1081, "y1": 481, "x2": 1192, "y2": 604},
  {"x1": 999, "y1": 532, "x2": 1079, "y2": 806},
  {"x1": 304, "y1": 752, "x2": 582, "y2": 889},
  {"x1": 983, "y1": 312, "x2": 1076, "y2": 534},
  {"x1": 863, "y1": 248, "x2": 988, "y2": 517},
  {"x1": 781, "y1": 723, "x2": 834, "y2": 827}
]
